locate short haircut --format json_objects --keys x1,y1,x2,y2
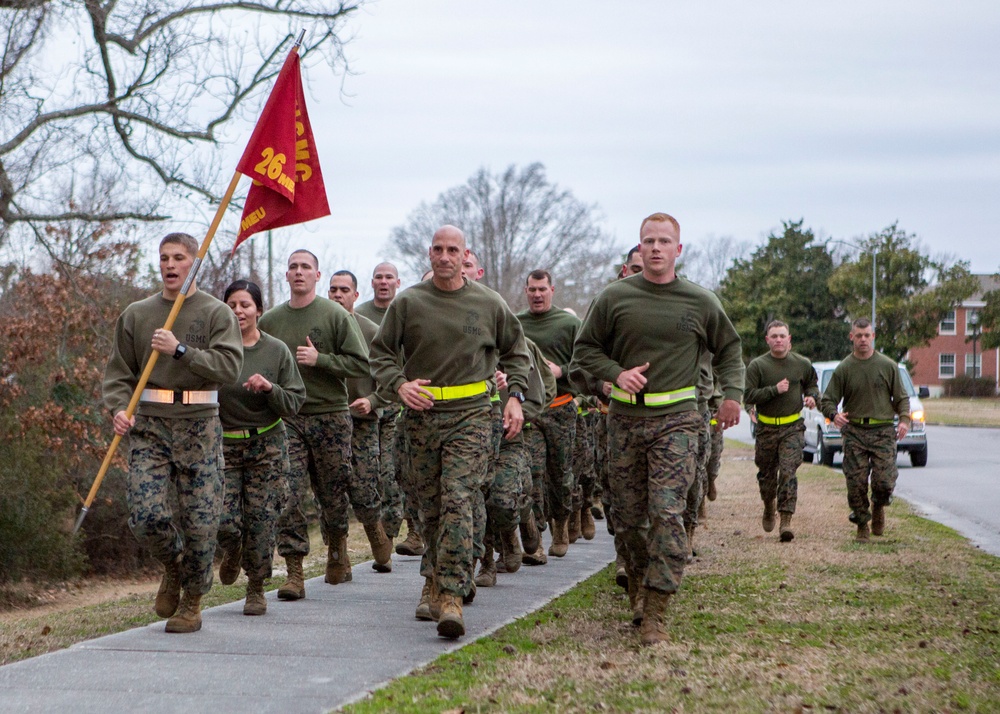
[
  {"x1": 526, "y1": 269, "x2": 552, "y2": 286},
  {"x1": 289, "y1": 249, "x2": 319, "y2": 269},
  {"x1": 160, "y1": 232, "x2": 198, "y2": 256},
  {"x1": 764, "y1": 319, "x2": 789, "y2": 336},
  {"x1": 851, "y1": 317, "x2": 872, "y2": 330},
  {"x1": 467, "y1": 250, "x2": 481, "y2": 267},
  {"x1": 372, "y1": 262, "x2": 398, "y2": 278},
  {"x1": 625, "y1": 244, "x2": 641, "y2": 262},
  {"x1": 639, "y1": 212, "x2": 681, "y2": 237},
  {"x1": 332, "y1": 269, "x2": 358, "y2": 290},
  {"x1": 223, "y1": 279, "x2": 264, "y2": 313}
]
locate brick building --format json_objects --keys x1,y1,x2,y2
[{"x1": 908, "y1": 274, "x2": 999, "y2": 396}]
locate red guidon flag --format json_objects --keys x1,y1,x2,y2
[{"x1": 233, "y1": 49, "x2": 330, "y2": 252}]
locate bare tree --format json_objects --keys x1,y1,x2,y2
[
  {"x1": 388, "y1": 163, "x2": 622, "y2": 314},
  {"x1": 0, "y1": 0, "x2": 362, "y2": 252},
  {"x1": 678, "y1": 233, "x2": 752, "y2": 292}
]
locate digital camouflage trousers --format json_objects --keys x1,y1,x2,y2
[
  {"x1": 404, "y1": 407, "x2": 493, "y2": 597},
  {"x1": 842, "y1": 423, "x2": 898, "y2": 525},
  {"x1": 608, "y1": 410, "x2": 702, "y2": 594},
  {"x1": 754, "y1": 420, "x2": 805, "y2": 513},
  {"x1": 218, "y1": 426, "x2": 288, "y2": 581},
  {"x1": 277, "y1": 411, "x2": 355, "y2": 558},
  {"x1": 535, "y1": 401, "x2": 576, "y2": 520},
  {"x1": 127, "y1": 415, "x2": 224, "y2": 595}
]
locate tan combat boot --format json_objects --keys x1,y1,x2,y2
[
  {"x1": 519, "y1": 511, "x2": 540, "y2": 555},
  {"x1": 243, "y1": 576, "x2": 266, "y2": 616},
  {"x1": 155, "y1": 555, "x2": 182, "y2": 618},
  {"x1": 697, "y1": 497, "x2": 708, "y2": 521},
  {"x1": 522, "y1": 542, "x2": 548, "y2": 566},
  {"x1": 871, "y1": 504, "x2": 885, "y2": 536},
  {"x1": 218, "y1": 542, "x2": 242, "y2": 586},
  {"x1": 627, "y1": 573, "x2": 645, "y2": 626},
  {"x1": 475, "y1": 555, "x2": 497, "y2": 588},
  {"x1": 325, "y1": 533, "x2": 350, "y2": 584},
  {"x1": 580, "y1": 505, "x2": 596, "y2": 540},
  {"x1": 499, "y1": 528, "x2": 523, "y2": 573},
  {"x1": 165, "y1": 590, "x2": 202, "y2": 633},
  {"x1": 639, "y1": 588, "x2": 671, "y2": 646},
  {"x1": 277, "y1": 555, "x2": 305, "y2": 600},
  {"x1": 437, "y1": 593, "x2": 465, "y2": 639},
  {"x1": 548, "y1": 517, "x2": 569, "y2": 557},
  {"x1": 856, "y1": 522, "x2": 871, "y2": 543},
  {"x1": 685, "y1": 522, "x2": 697, "y2": 562},
  {"x1": 707, "y1": 478, "x2": 718, "y2": 501},
  {"x1": 615, "y1": 552, "x2": 629, "y2": 590},
  {"x1": 395, "y1": 518, "x2": 425, "y2": 556},
  {"x1": 364, "y1": 520, "x2": 393, "y2": 573},
  {"x1": 415, "y1": 577, "x2": 437, "y2": 621},
  {"x1": 762, "y1": 499, "x2": 777, "y2": 533},
  {"x1": 568, "y1": 508, "x2": 582, "y2": 543},
  {"x1": 779, "y1": 512, "x2": 795, "y2": 542}
]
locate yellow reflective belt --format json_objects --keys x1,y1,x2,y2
[
  {"x1": 223, "y1": 418, "x2": 283, "y2": 440},
  {"x1": 610, "y1": 385, "x2": 697, "y2": 407},
  {"x1": 490, "y1": 393, "x2": 501, "y2": 404},
  {"x1": 421, "y1": 381, "x2": 489, "y2": 401},
  {"x1": 757, "y1": 413, "x2": 801, "y2": 426},
  {"x1": 850, "y1": 417, "x2": 895, "y2": 425}
]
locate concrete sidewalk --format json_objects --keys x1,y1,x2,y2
[{"x1": 0, "y1": 527, "x2": 616, "y2": 713}]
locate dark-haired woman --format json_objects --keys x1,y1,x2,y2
[{"x1": 217, "y1": 280, "x2": 306, "y2": 615}]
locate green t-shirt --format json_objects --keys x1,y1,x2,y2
[
  {"x1": 517, "y1": 307, "x2": 581, "y2": 396},
  {"x1": 370, "y1": 278, "x2": 531, "y2": 413},
  {"x1": 573, "y1": 275, "x2": 744, "y2": 418},
  {"x1": 218, "y1": 331, "x2": 306, "y2": 429},
  {"x1": 744, "y1": 351, "x2": 820, "y2": 418},
  {"x1": 355, "y1": 299, "x2": 389, "y2": 325},
  {"x1": 258, "y1": 296, "x2": 369, "y2": 415},
  {"x1": 820, "y1": 352, "x2": 911, "y2": 426},
  {"x1": 102, "y1": 290, "x2": 243, "y2": 419}
]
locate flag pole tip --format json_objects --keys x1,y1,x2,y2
[{"x1": 294, "y1": 29, "x2": 306, "y2": 49}]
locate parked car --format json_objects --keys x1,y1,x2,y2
[{"x1": 801, "y1": 360, "x2": 928, "y2": 468}]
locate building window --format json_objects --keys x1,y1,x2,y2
[
  {"x1": 939, "y1": 353, "x2": 956, "y2": 379},
  {"x1": 965, "y1": 308, "x2": 980, "y2": 336},
  {"x1": 965, "y1": 353, "x2": 982, "y2": 378},
  {"x1": 939, "y1": 310, "x2": 956, "y2": 335}
]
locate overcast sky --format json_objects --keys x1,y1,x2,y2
[{"x1": 229, "y1": 1, "x2": 1000, "y2": 298}]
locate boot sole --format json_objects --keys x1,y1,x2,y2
[
  {"x1": 277, "y1": 589, "x2": 304, "y2": 600},
  {"x1": 395, "y1": 545, "x2": 425, "y2": 556},
  {"x1": 437, "y1": 616, "x2": 465, "y2": 639},
  {"x1": 780, "y1": 531, "x2": 794, "y2": 542},
  {"x1": 615, "y1": 572, "x2": 629, "y2": 590},
  {"x1": 164, "y1": 620, "x2": 202, "y2": 633},
  {"x1": 372, "y1": 562, "x2": 392, "y2": 573}
]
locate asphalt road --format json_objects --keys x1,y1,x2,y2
[{"x1": 727, "y1": 417, "x2": 1000, "y2": 557}]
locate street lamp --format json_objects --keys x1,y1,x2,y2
[{"x1": 968, "y1": 310, "x2": 981, "y2": 378}]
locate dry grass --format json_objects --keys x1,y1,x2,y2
[
  {"x1": 348, "y1": 442, "x2": 1000, "y2": 713},
  {"x1": 924, "y1": 397, "x2": 1000, "y2": 427},
  {"x1": 0, "y1": 520, "x2": 382, "y2": 665}
]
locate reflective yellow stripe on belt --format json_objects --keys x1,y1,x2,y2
[
  {"x1": 609, "y1": 385, "x2": 696, "y2": 407},
  {"x1": 223, "y1": 418, "x2": 283, "y2": 440},
  {"x1": 757, "y1": 413, "x2": 801, "y2": 426},
  {"x1": 422, "y1": 381, "x2": 489, "y2": 401}
]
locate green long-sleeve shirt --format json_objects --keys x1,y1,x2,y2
[
  {"x1": 522, "y1": 338, "x2": 557, "y2": 423},
  {"x1": 370, "y1": 278, "x2": 531, "y2": 413},
  {"x1": 820, "y1": 352, "x2": 911, "y2": 426},
  {"x1": 572, "y1": 275, "x2": 744, "y2": 418},
  {"x1": 102, "y1": 290, "x2": 243, "y2": 419},
  {"x1": 517, "y1": 307, "x2": 581, "y2": 396},
  {"x1": 218, "y1": 332, "x2": 306, "y2": 429},
  {"x1": 348, "y1": 312, "x2": 389, "y2": 421},
  {"x1": 744, "y1": 351, "x2": 820, "y2": 418},
  {"x1": 355, "y1": 300, "x2": 389, "y2": 325},
  {"x1": 258, "y1": 297, "x2": 369, "y2": 415}
]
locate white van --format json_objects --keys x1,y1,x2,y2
[{"x1": 801, "y1": 360, "x2": 929, "y2": 468}]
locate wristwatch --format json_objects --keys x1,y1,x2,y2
[
  {"x1": 173, "y1": 343, "x2": 188, "y2": 360},
  {"x1": 509, "y1": 391, "x2": 526, "y2": 404}
]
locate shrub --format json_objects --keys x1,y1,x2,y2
[{"x1": 943, "y1": 375, "x2": 997, "y2": 398}]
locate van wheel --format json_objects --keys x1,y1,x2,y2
[
  {"x1": 910, "y1": 445, "x2": 928, "y2": 467},
  {"x1": 818, "y1": 431, "x2": 835, "y2": 467}
]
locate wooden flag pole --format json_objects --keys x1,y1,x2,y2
[{"x1": 73, "y1": 171, "x2": 243, "y2": 534}]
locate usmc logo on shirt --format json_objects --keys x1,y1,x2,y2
[
  {"x1": 185, "y1": 317, "x2": 207, "y2": 346},
  {"x1": 677, "y1": 312, "x2": 698, "y2": 333},
  {"x1": 308, "y1": 327, "x2": 325, "y2": 351},
  {"x1": 463, "y1": 310, "x2": 484, "y2": 336}
]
